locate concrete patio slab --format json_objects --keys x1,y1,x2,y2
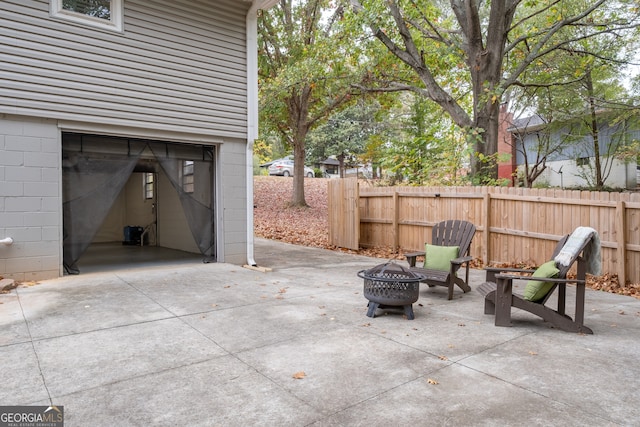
[
  {"x1": 14, "y1": 275, "x2": 174, "y2": 340},
  {"x1": 314, "y1": 363, "x2": 604, "y2": 426},
  {"x1": 1, "y1": 237, "x2": 639, "y2": 426},
  {"x1": 32, "y1": 318, "x2": 227, "y2": 397},
  {"x1": 0, "y1": 342, "x2": 50, "y2": 404},
  {"x1": 62, "y1": 356, "x2": 323, "y2": 426}
]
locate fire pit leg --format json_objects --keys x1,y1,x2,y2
[
  {"x1": 366, "y1": 302, "x2": 379, "y2": 318},
  {"x1": 403, "y1": 304, "x2": 415, "y2": 320},
  {"x1": 367, "y1": 302, "x2": 415, "y2": 320}
]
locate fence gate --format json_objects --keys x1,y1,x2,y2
[{"x1": 328, "y1": 178, "x2": 359, "y2": 250}]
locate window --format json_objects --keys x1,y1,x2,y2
[
  {"x1": 576, "y1": 157, "x2": 589, "y2": 167},
  {"x1": 182, "y1": 161, "x2": 194, "y2": 193},
  {"x1": 51, "y1": 0, "x2": 123, "y2": 32},
  {"x1": 144, "y1": 173, "x2": 154, "y2": 200}
]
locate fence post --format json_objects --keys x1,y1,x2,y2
[
  {"x1": 393, "y1": 189, "x2": 399, "y2": 251},
  {"x1": 483, "y1": 193, "x2": 491, "y2": 265},
  {"x1": 616, "y1": 200, "x2": 627, "y2": 285}
]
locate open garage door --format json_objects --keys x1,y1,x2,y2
[{"x1": 62, "y1": 133, "x2": 216, "y2": 273}]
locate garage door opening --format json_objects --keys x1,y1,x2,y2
[{"x1": 62, "y1": 133, "x2": 216, "y2": 274}]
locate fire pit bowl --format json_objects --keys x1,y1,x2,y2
[{"x1": 358, "y1": 262, "x2": 425, "y2": 320}]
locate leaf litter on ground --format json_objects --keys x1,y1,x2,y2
[{"x1": 254, "y1": 176, "x2": 639, "y2": 299}]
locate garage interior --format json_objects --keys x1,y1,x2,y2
[{"x1": 62, "y1": 133, "x2": 216, "y2": 274}]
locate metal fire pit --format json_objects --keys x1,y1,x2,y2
[{"x1": 358, "y1": 262, "x2": 425, "y2": 320}]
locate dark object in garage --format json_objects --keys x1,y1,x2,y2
[{"x1": 123, "y1": 226, "x2": 144, "y2": 245}]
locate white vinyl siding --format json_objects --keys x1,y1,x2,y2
[{"x1": 0, "y1": 0, "x2": 250, "y2": 139}]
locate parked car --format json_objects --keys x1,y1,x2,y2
[{"x1": 268, "y1": 159, "x2": 314, "y2": 177}]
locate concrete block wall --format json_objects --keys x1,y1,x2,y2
[
  {"x1": 218, "y1": 140, "x2": 248, "y2": 264},
  {"x1": 0, "y1": 116, "x2": 62, "y2": 281}
]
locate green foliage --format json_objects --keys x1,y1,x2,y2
[
  {"x1": 467, "y1": 152, "x2": 509, "y2": 186},
  {"x1": 253, "y1": 154, "x2": 267, "y2": 176},
  {"x1": 503, "y1": 0, "x2": 640, "y2": 189},
  {"x1": 615, "y1": 139, "x2": 640, "y2": 163},
  {"x1": 258, "y1": 1, "x2": 371, "y2": 142},
  {"x1": 306, "y1": 98, "x2": 387, "y2": 167},
  {"x1": 378, "y1": 95, "x2": 469, "y2": 185},
  {"x1": 348, "y1": 0, "x2": 640, "y2": 182},
  {"x1": 253, "y1": 139, "x2": 272, "y2": 166},
  {"x1": 258, "y1": 0, "x2": 374, "y2": 205}
]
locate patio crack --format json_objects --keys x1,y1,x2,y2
[{"x1": 16, "y1": 287, "x2": 55, "y2": 405}]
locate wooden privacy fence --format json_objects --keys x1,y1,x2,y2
[{"x1": 328, "y1": 181, "x2": 640, "y2": 284}]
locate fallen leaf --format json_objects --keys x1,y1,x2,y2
[
  {"x1": 529, "y1": 351, "x2": 538, "y2": 356},
  {"x1": 292, "y1": 371, "x2": 306, "y2": 379},
  {"x1": 427, "y1": 378, "x2": 439, "y2": 385},
  {"x1": 253, "y1": 177, "x2": 640, "y2": 296},
  {"x1": 438, "y1": 355, "x2": 448, "y2": 361}
]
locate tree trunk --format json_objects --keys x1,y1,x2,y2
[
  {"x1": 291, "y1": 134, "x2": 308, "y2": 206},
  {"x1": 289, "y1": 85, "x2": 312, "y2": 207},
  {"x1": 471, "y1": 103, "x2": 500, "y2": 180},
  {"x1": 585, "y1": 70, "x2": 603, "y2": 189},
  {"x1": 337, "y1": 153, "x2": 345, "y2": 178},
  {"x1": 453, "y1": 0, "x2": 513, "y2": 180}
]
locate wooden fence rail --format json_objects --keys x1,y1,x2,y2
[{"x1": 328, "y1": 183, "x2": 640, "y2": 284}]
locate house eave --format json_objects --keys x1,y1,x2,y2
[{"x1": 246, "y1": 0, "x2": 278, "y2": 9}]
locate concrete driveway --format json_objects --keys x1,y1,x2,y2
[{"x1": 1, "y1": 238, "x2": 639, "y2": 426}]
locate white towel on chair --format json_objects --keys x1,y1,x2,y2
[{"x1": 554, "y1": 226, "x2": 601, "y2": 275}]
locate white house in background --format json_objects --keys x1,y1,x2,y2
[
  {"x1": 507, "y1": 113, "x2": 639, "y2": 189},
  {"x1": 0, "y1": 0, "x2": 276, "y2": 280}
]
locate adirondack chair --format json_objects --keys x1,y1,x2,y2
[
  {"x1": 405, "y1": 220, "x2": 476, "y2": 300},
  {"x1": 478, "y1": 227, "x2": 601, "y2": 334}
]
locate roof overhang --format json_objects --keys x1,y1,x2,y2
[{"x1": 246, "y1": 0, "x2": 278, "y2": 10}]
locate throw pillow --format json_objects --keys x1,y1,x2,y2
[
  {"x1": 523, "y1": 260, "x2": 560, "y2": 302},
  {"x1": 424, "y1": 244, "x2": 459, "y2": 272}
]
